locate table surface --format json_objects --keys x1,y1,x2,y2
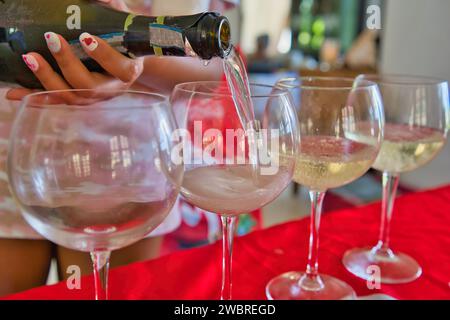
[{"x1": 5, "y1": 185, "x2": 450, "y2": 300}]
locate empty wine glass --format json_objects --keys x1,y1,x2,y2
[
  {"x1": 8, "y1": 89, "x2": 183, "y2": 300},
  {"x1": 343, "y1": 75, "x2": 450, "y2": 284},
  {"x1": 266, "y1": 77, "x2": 384, "y2": 300},
  {"x1": 170, "y1": 81, "x2": 298, "y2": 300}
]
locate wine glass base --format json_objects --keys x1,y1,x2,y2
[
  {"x1": 343, "y1": 247, "x2": 422, "y2": 284},
  {"x1": 266, "y1": 272, "x2": 356, "y2": 300}
]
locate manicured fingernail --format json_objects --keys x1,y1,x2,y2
[
  {"x1": 44, "y1": 32, "x2": 61, "y2": 53},
  {"x1": 22, "y1": 54, "x2": 39, "y2": 72},
  {"x1": 79, "y1": 32, "x2": 98, "y2": 52}
]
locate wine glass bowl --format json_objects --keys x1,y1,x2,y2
[
  {"x1": 8, "y1": 89, "x2": 183, "y2": 299},
  {"x1": 181, "y1": 165, "x2": 292, "y2": 216},
  {"x1": 343, "y1": 75, "x2": 449, "y2": 284},
  {"x1": 266, "y1": 77, "x2": 384, "y2": 300},
  {"x1": 171, "y1": 81, "x2": 299, "y2": 299}
]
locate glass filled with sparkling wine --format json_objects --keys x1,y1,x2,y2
[
  {"x1": 266, "y1": 77, "x2": 384, "y2": 300},
  {"x1": 171, "y1": 81, "x2": 298, "y2": 300},
  {"x1": 8, "y1": 90, "x2": 183, "y2": 299},
  {"x1": 343, "y1": 75, "x2": 449, "y2": 284}
]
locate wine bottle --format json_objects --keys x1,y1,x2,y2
[{"x1": 0, "y1": 0, "x2": 232, "y2": 88}]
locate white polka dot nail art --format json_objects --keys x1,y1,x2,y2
[
  {"x1": 44, "y1": 32, "x2": 61, "y2": 53},
  {"x1": 22, "y1": 54, "x2": 39, "y2": 72}
]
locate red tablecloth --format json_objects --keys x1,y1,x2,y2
[{"x1": 5, "y1": 186, "x2": 450, "y2": 300}]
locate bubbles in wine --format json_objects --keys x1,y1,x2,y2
[
  {"x1": 181, "y1": 164, "x2": 292, "y2": 215},
  {"x1": 372, "y1": 124, "x2": 446, "y2": 173},
  {"x1": 292, "y1": 136, "x2": 378, "y2": 191}
]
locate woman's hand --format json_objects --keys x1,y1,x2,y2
[{"x1": 7, "y1": 32, "x2": 144, "y2": 102}]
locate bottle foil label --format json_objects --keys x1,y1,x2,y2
[{"x1": 149, "y1": 24, "x2": 185, "y2": 54}]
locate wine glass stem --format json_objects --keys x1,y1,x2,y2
[
  {"x1": 91, "y1": 250, "x2": 111, "y2": 300},
  {"x1": 302, "y1": 190, "x2": 326, "y2": 289},
  {"x1": 220, "y1": 215, "x2": 237, "y2": 300},
  {"x1": 375, "y1": 172, "x2": 400, "y2": 252}
]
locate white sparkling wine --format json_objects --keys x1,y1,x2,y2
[
  {"x1": 181, "y1": 164, "x2": 292, "y2": 216},
  {"x1": 293, "y1": 136, "x2": 378, "y2": 191},
  {"x1": 372, "y1": 124, "x2": 446, "y2": 173}
]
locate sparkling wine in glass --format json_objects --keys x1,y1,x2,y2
[
  {"x1": 266, "y1": 77, "x2": 384, "y2": 300},
  {"x1": 8, "y1": 90, "x2": 183, "y2": 299},
  {"x1": 343, "y1": 75, "x2": 449, "y2": 284},
  {"x1": 171, "y1": 81, "x2": 299, "y2": 300}
]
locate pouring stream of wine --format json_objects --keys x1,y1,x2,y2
[{"x1": 223, "y1": 47, "x2": 262, "y2": 182}]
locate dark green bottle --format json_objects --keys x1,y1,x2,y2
[{"x1": 0, "y1": 0, "x2": 232, "y2": 88}]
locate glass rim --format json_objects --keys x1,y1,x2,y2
[
  {"x1": 358, "y1": 74, "x2": 448, "y2": 87},
  {"x1": 22, "y1": 89, "x2": 169, "y2": 110},
  {"x1": 173, "y1": 81, "x2": 293, "y2": 98},
  {"x1": 275, "y1": 77, "x2": 380, "y2": 91}
]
